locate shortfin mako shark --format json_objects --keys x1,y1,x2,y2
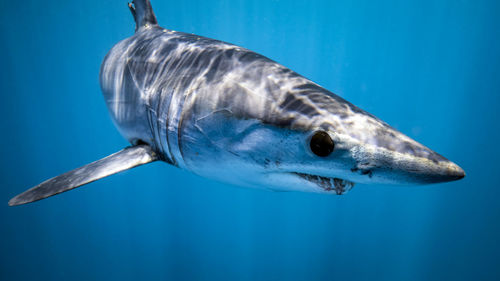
[{"x1": 9, "y1": 0, "x2": 465, "y2": 206}]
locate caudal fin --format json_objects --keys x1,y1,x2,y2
[
  {"x1": 8, "y1": 145, "x2": 158, "y2": 206},
  {"x1": 128, "y1": 0, "x2": 158, "y2": 31}
]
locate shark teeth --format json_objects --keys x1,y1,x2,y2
[{"x1": 293, "y1": 173, "x2": 355, "y2": 195}]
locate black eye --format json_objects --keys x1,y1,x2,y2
[{"x1": 310, "y1": 131, "x2": 334, "y2": 157}]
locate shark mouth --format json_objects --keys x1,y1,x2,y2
[{"x1": 293, "y1": 173, "x2": 355, "y2": 195}]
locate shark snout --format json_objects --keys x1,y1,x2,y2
[
  {"x1": 347, "y1": 128, "x2": 466, "y2": 185},
  {"x1": 369, "y1": 144, "x2": 466, "y2": 185},
  {"x1": 426, "y1": 159, "x2": 465, "y2": 183},
  {"x1": 359, "y1": 149, "x2": 466, "y2": 185},
  {"x1": 392, "y1": 137, "x2": 466, "y2": 184}
]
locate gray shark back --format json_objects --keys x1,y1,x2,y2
[{"x1": 100, "y1": 25, "x2": 448, "y2": 170}]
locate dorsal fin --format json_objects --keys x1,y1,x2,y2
[{"x1": 128, "y1": 0, "x2": 158, "y2": 31}]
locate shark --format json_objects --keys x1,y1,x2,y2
[{"x1": 9, "y1": 0, "x2": 465, "y2": 206}]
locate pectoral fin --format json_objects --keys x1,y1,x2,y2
[{"x1": 8, "y1": 144, "x2": 158, "y2": 206}]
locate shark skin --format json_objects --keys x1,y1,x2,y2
[{"x1": 9, "y1": 0, "x2": 464, "y2": 206}]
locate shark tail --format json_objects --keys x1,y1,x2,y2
[
  {"x1": 128, "y1": 0, "x2": 158, "y2": 31},
  {"x1": 8, "y1": 145, "x2": 158, "y2": 206}
]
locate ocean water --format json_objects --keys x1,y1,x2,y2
[{"x1": 1, "y1": 0, "x2": 499, "y2": 280}]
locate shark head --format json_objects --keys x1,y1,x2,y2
[{"x1": 179, "y1": 59, "x2": 465, "y2": 194}]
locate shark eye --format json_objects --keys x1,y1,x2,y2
[{"x1": 310, "y1": 131, "x2": 334, "y2": 157}]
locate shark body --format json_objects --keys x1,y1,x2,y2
[{"x1": 9, "y1": 0, "x2": 464, "y2": 206}]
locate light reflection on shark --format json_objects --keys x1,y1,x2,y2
[{"x1": 9, "y1": 0, "x2": 464, "y2": 206}]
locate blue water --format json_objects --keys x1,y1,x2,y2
[{"x1": 1, "y1": 0, "x2": 499, "y2": 280}]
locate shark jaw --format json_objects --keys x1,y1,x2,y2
[
  {"x1": 229, "y1": 169, "x2": 356, "y2": 195},
  {"x1": 292, "y1": 172, "x2": 355, "y2": 195}
]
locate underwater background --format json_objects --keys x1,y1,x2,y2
[{"x1": 1, "y1": 0, "x2": 499, "y2": 280}]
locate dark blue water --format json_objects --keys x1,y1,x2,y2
[{"x1": 1, "y1": 0, "x2": 499, "y2": 280}]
